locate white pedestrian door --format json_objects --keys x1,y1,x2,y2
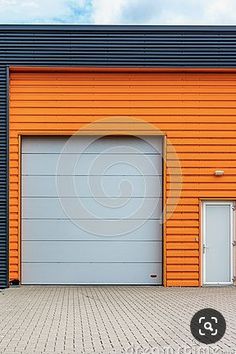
[{"x1": 203, "y1": 202, "x2": 233, "y2": 285}]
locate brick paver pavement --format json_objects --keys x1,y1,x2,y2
[{"x1": 0, "y1": 286, "x2": 235, "y2": 354}]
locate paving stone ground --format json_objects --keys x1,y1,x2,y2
[{"x1": 0, "y1": 286, "x2": 235, "y2": 354}]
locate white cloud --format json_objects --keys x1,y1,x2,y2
[
  {"x1": 0, "y1": 0, "x2": 236, "y2": 24},
  {"x1": 91, "y1": 0, "x2": 127, "y2": 24},
  {"x1": 0, "y1": 0, "x2": 90, "y2": 23},
  {"x1": 91, "y1": 0, "x2": 236, "y2": 25},
  {"x1": 204, "y1": 0, "x2": 236, "y2": 24}
]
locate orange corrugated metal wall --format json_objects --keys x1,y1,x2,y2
[{"x1": 9, "y1": 69, "x2": 236, "y2": 286}]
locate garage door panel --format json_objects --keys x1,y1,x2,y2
[
  {"x1": 22, "y1": 197, "x2": 162, "y2": 220},
  {"x1": 22, "y1": 219, "x2": 163, "y2": 241},
  {"x1": 22, "y1": 153, "x2": 162, "y2": 176},
  {"x1": 22, "y1": 175, "x2": 162, "y2": 198},
  {"x1": 21, "y1": 135, "x2": 163, "y2": 284},
  {"x1": 22, "y1": 262, "x2": 163, "y2": 285},
  {"x1": 22, "y1": 241, "x2": 162, "y2": 263},
  {"x1": 22, "y1": 136, "x2": 163, "y2": 154}
]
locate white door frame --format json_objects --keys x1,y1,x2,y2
[{"x1": 202, "y1": 201, "x2": 234, "y2": 286}]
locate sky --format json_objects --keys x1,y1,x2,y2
[{"x1": 0, "y1": 0, "x2": 236, "y2": 25}]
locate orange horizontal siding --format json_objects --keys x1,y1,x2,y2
[
  {"x1": 11, "y1": 86, "x2": 236, "y2": 94},
  {"x1": 167, "y1": 280, "x2": 199, "y2": 286},
  {"x1": 167, "y1": 272, "x2": 199, "y2": 280},
  {"x1": 167, "y1": 257, "x2": 199, "y2": 265},
  {"x1": 9, "y1": 115, "x2": 236, "y2": 124},
  {"x1": 10, "y1": 93, "x2": 236, "y2": 101},
  {"x1": 166, "y1": 205, "x2": 199, "y2": 213},
  {"x1": 167, "y1": 250, "x2": 199, "y2": 257},
  {"x1": 166, "y1": 243, "x2": 199, "y2": 250},
  {"x1": 166, "y1": 228, "x2": 199, "y2": 235},
  {"x1": 11, "y1": 100, "x2": 236, "y2": 109},
  {"x1": 168, "y1": 167, "x2": 236, "y2": 176},
  {"x1": 169, "y1": 175, "x2": 236, "y2": 182},
  {"x1": 167, "y1": 236, "x2": 198, "y2": 242},
  {"x1": 9, "y1": 69, "x2": 236, "y2": 287},
  {"x1": 10, "y1": 107, "x2": 236, "y2": 116},
  {"x1": 167, "y1": 265, "x2": 199, "y2": 272}
]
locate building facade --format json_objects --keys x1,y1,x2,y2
[{"x1": 1, "y1": 25, "x2": 236, "y2": 288}]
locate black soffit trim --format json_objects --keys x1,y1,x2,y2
[{"x1": 0, "y1": 24, "x2": 236, "y2": 30}]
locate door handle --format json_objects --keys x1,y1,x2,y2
[{"x1": 203, "y1": 244, "x2": 208, "y2": 253}]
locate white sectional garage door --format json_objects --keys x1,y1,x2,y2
[{"x1": 21, "y1": 136, "x2": 163, "y2": 284}]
